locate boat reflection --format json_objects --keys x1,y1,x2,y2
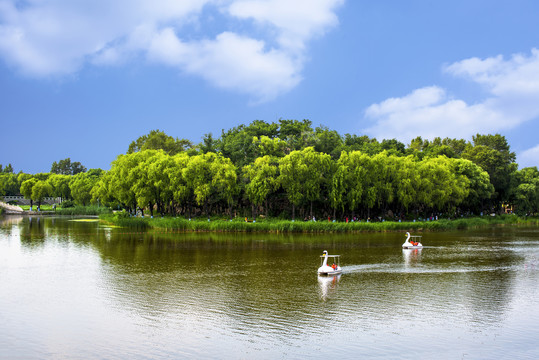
[
  {"x1": 318, "y1": 274, "x2": 341, "y2": 300},
  {"x1": 402, "y1": 248, "x2": 422, "y2": 267}
]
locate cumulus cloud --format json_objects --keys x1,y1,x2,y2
[
  {"x1": 518, "y1": 144, "x2": 539, "y2": 169},
  {"x1": 0, "y1": 0, "x2": 343, "y2": 101},
  {"x1": 228, "y1": 0, "x2": 344, "y2": 52},
  {"x1": 363, "y1": 49, "x2": 539, "y2": 143}
]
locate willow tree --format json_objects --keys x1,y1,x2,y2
[
  {"x1": 166, "y1": 153, "x2": 191, "y2": 216},
  {"x1": 31, "y1": 180, "x2": 53, "y2": 208},
  {"x1": 146, "y1": 151, "x2": 176, "y2": 216},
  {"x1": 243, "y1": 155, "x2": 279, "y2": 218},
  {"x1": 210, "y1": 153, "x2": 238, "y2": 217},
  {"x1": 279, "y1": 147, "x2": 331, "y2": 219},
  {"x1": 182, "y1": 152, "x2": 237, "y2": 217},
  {"x1": 371, "y1": 152, "x2": 398, "y2": 213},
  {"x1": 331, "y1": 151, "x2": 369, "y2": 218},
  {"x1": 70, "y1": 173, "x2": 97, "y2": 206},
  {"x1": 107, "y1": 153, "x2": 140, "y2": 213},
  {"x1": 20, "y1": 178, "x2": 37, "y2": 209},
  {"x1": 48, "y1": 174, "x2": 72, "y2": 201},
  {"x1": 393, "y1": 156, "x2": 420, "y2": 214},
  {"x1": 416, "y1": 156, "x2": 468, "y2": 215}
]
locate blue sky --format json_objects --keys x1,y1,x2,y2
[{"x1": 1, "y1": 0, "x2": 538, "y2": 174}]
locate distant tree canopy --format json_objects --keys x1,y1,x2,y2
[
  {"x1": 0, "y1": 164, "x2": 14, "y2": 173},
  {"x1": 51, "y1": 158, "x2": 87, "y2": 175},
  {"x1": 128, "y1": 129, "x2": 193, "y2": 155},
  {"x1": 3, "y1": 120, "x2": 539, "y2": 218}
]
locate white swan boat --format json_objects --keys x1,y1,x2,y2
[
  {"x1": 318, "y1": 250, "x2": 342, "y2": 276},
  {"x1": 402, "y1": 232, "x2": 423, "y2": 249}
]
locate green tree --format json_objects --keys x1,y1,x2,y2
[
  {"x1": 278, "y1": 147, "x2": 331, "y2": 219},
  {"x1": 463, "y1": 134, "x2": 517, "y2": 208},
  {"x1": 416, "y1": 156, "x2": 468, "y2": 214},
  {"x1": 20, "y1": 178, "x2": 37, "y2": 209},
  {"x1": 512, "y1": 167, "x2": 539, "y2": 215},
  {"x1": 380, "y1": 139, "x2": 406, "y2": 155},
  {"x1": 330, "y1": 151, "x2": 369, "y2": 218},
  {"x1": 91, "y1": 171, "x2": 114, "y2": 208},
  {"x1": 0, "y1": 173, "x2": 20, "y2": 196},
  {"x1": 313, "y1": 126, "x2": 343, "y2": 158},
  {"x1": 243, "y1": 155, "x2": 279, "y2": 217},
  {"x1": 166, "y1": 153, "x2": 192, "y2": 215},
  {"x1": 128, "y1": 150, "x2": 160, "y2": 216},
  {"x1": 48, "y1": 174, "x2": 72, "y2": 200},
  {"x1": 199, "y1": 133, "x2": 219, "y2": 153},
  {"x1": 253, "y1": 135, "x2": 288, "y2": 158},
  {"x1": 393, "y1": 156, "x2": 420, "y2": 214},
  {"x1": 51, "y1": 158, "x2": 87, "y2": 175},
  {"x1": 451, "y1": 158, "x2": 493, "y2": 213},
  {"x1": 183, "y1": 152, "x2": 237, "y2": 217},
  {"x1": 128, "y1": 129, "x2": 193, "y2": 155},
  {"x1": 218, "y1": 120, "x2": 279, "y2": 168},
  {"x1": 31, "y1": 180, "x2": 53, "y2": 208},
  {"x1": 69, "y1": 173, "x2": 97, "y2": 206},
  {"x1": 109, "y1": 153, "x2": 141, "y2": 212},
  {"x1": 278, "y1": 119, "x2": 315, "y2": 151},
  {"x1": 340, "y1": 134, "x2": 382, "y2": 156},
  {"x1": 1, "y1": 163, "x2": 14, "y2": 173},
  {"x1": 209, "y1": 153, "x2": 238, "y2": 216}
]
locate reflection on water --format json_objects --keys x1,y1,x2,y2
[
  {"x1": 402, "y1": 248, "x2": 422, "y2": 267},
  {"x1": 318, "y1": 274, "x2": 341, "y2": 301},
  {"x1": 1, "y1": 216, "x2": 539, "y2": 359}
]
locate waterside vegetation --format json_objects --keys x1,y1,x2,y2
[
  {"x1": 99, "y1": 213, "x2": 539, "y2": 233},
  {"x1": 2, "y1": 120, "x2": 539, "y2": 224}
]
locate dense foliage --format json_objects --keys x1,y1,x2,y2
[
  {"x1": 1, "y1": 120, "x2": 539, "y2": 218},
  {"x1": 50, "y1": 158, "x2": 87, "y2": 175}
]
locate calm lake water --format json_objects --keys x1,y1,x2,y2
[{"x1": 1, "y1": 216, "x2": 538, "y2": 359}]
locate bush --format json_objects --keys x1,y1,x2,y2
[{"x1": 60, "y1": 200, "x2": 75, "y2": 208}]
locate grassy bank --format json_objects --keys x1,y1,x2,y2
[
  {"x1": 55, "y1": 205, "x2": 112, "y2": 216},
  {"x1": 99, "y1": 213, "x2": 539, "y2": 233},
  {"x1": 17, "y1": 204, "x2": 112, "y2": 216}
]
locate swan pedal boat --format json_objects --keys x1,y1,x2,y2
[
  {"x1": 318, "y1": 250, "x2": 342, "y2": 276},
  {"x1": 402, "y1": 232, "x2": 423, "y2": 249}
]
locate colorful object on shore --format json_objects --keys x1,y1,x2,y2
[
  {"x1": 317, "y1": 250, "x2": 342, "y2": 276},
  {"x1": 402, "y1": 232, "x2": 423, "y2": 249}
]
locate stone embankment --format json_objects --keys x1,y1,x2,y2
[{"x1": 0, "y1": 201, "x2": 24, "y2": 214}]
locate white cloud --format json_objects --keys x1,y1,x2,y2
[
  {"x1": 518, "y1": 144, "x2": 539, "y2": 169},
  {"x1": 363, "y1": 49, "x2": 539, "y2": 143},
  {"x1": 228, "y1": 0, "x2": 344, "y2": 52},
  {"x1": 0, "y1": 0, "x2": 343, "y2": 102},
  {"x1": 147, "y1": 30, "x2": 301, "y2": 102}
]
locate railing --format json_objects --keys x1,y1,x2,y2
[{"x1": 1, "y1": 196, "x2": 63, "y2": 205}]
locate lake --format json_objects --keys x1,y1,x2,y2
[{"x1": 1, "y1": 216, "x2": 538, "y2": 359}]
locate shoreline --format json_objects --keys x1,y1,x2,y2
[
  {"x1": 99, "y1": 214, "x2": 539, "y2": 233},
  {"x1": 3, "y1": 212, "x2": 538, "y2": 233}
]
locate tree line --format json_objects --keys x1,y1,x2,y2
[{"x1": 1, "y1": 120, "x2": 538, "y2": 218}]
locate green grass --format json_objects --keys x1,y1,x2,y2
[
  {"x1": 16, "y1": 204, "x2": 112, "y2": 215},
  {"x1": 55, "y1": 205, "x2": 112, "y2": 216},
  {"x1": 98, "y1": 213, "x2": 539, "y2": 233},
  {"x1": 19, "y1": 204, "x2": 54, "y2": 211}
]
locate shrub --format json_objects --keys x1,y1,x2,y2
[{"x1": 61, "y1": 200, "x2": 75, "y2": 208}]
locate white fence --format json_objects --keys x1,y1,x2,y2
[{"x1": 1, "y1": 196, "x2": 62, "y2": 205}]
